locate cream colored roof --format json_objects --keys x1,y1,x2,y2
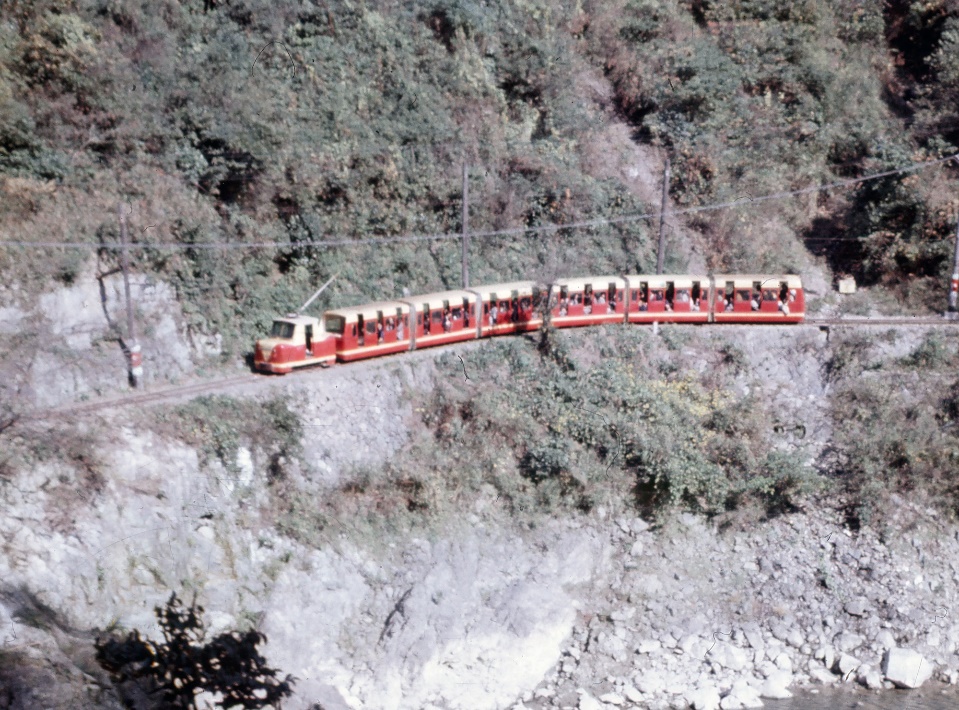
[
  {"x1": 553, "y1": 275, "x2": 627, "y2": 291},
  {"x1": 623, "y1": 274, "x2": 709, "y2": 289},
  {"x1": 402, "y1": 289, "x2": 477, "y2": 307},
  {"x1": 324, "y1": 300, "x2": 410, "y2": 322},
  {"x1": 274, "y1": 315, "x2": 320, "y2": 326},
  {"x1": 713, "y1": 274, "x2": 802, "y2": 289},
  {"x1": 470, "y1": 281, "x2": 538, "y2": 298}
]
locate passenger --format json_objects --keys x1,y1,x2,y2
[
  {"x1": 779, "y1": 298, "x2": 790, "y2": 316},
  {"x1": 724, "y1": 296, "x2": 734, "y2": 312},
  {"x1": 677, "y1": 290, "x2": 690, "y2": 303},
  {"x1": 386, "y1": 317, "x2": 395, "y2": 331},
  {"x1": 424, "y1": 312, "x2": 431, "y2": 334},
  {"x1": 584, "y1": 292, "x2": 593, "y2": 315},
  {"x1": 511, "y1": 299, "x2": 519, "y2": 323},
  {"x1": 639, "y1": 298, "x2": 648, "y2": 312},
  {"x1": 397, "y1": 319, "x2": 405, "y2": 339},
  {"x1": 750, "y1": 292, "x2": 760, "y2": 311},
  {"x1": 443, "y1": 314, "x2": 452, "y2": 332},
  {"x1": 489, "y1": 303, "x2": 498, "y2": 326},
  {"x1": 597, "y1": 292, "x2": 606, "y2": 305},
  {"x1": 377, "y1": 321, "x2": 384, "y2": 343},
  {"x1": 559, "y1": 296, "x2": 569, "y2": 317}
]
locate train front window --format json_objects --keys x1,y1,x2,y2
[
  {"x1": 270, "y1": 321, "x2": 295, "y2": 339},
  {"x1": 324, "y1": 315, "x2": 345, "y2": 335}
]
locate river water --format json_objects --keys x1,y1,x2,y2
[{"x1": 764, "y1": 684, "x2": 959, "y2": 709}]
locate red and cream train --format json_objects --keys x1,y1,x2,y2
[{"x1": 253, "y1": 273, "x2": 804, "y2": 373}]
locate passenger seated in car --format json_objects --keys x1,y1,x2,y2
[{"x1": 750, "y1": 293, "x2": 760, "y2": 311}]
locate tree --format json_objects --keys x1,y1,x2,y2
[{"x1": 95, "y1": 592, "x2": 295, "y2": 710}]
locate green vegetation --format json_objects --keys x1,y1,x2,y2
[
  {"x1": 3, "y1": 0, "x2": 959, "y2": 362},
  {"x1": 154, "y1": 394, "x2": 302, "y2": 475},
  {"x1": 318, "y1": 327, "x2": 822, "y2": 530},
  {"x1": 828, "y1": 329, "x2": 959, "y2": 526},
  {"x1": 95, "y1": 592, "x2": 294, "y2": 709}
]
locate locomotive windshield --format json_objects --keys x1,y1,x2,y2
[
  {"x1": 270, "y1": 321, "x2": 296, "y2": 339},
  {"x1": 324, "y1": 315, "x2": 345, "y2": 335}
]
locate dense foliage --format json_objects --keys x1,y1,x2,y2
[
  {"x1": 95, "y1": 592, "x2": 295, "y2": 709},
  {"x1": 301, "y1": 327, "x2": 821, "y2": 532},
  {"x1": 3, "y1": 0, "x2": 959, "y2": 359}
]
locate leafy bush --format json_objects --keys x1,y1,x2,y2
[
  {"x1": 153, "y1": 395, "x2": 302, "y2": 475},
  {"x1": 95, "y1": 592, "x2": 295, "y2": 709}
]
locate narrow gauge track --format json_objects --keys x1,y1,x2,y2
[
  {"x1": 28, "y1": 372, "x2": 266, "y2": 421},
  {"x1": 23, "y1": 315, "x2": 959, "y2": 422},
  {"x1": 805, "y1": 316, "x2": 959, "y2": 327}
]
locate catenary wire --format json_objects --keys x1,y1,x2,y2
[{"x1": 1, "y1": 153, "x2": 956, "y2": 251}]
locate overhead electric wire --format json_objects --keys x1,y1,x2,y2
[{"x1": 1, "y1": 153, "x2": 956, "y2": 251}]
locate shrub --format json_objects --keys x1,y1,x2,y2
[{"x1": 95, "y1": 592, "x2": 295, "y2": 709}]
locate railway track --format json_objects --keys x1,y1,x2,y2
[
  {"x1": 805, "y1": 316, "x2": 959, "y2": 327},
  {"x1": 21, "y1": 314, "x2": 959, "y2": 422},
  {"x1": 29, "y1": 372, "x2": 266, "y2": 421}
]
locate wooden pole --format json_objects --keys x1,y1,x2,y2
[
  {"x1": 461, "y1": 162, "x2": 469, "y2": 289},
  {"x1": 119, "y1": 204, "x2": 141, "y2": 388},
  {"x1": 949, "y1": 157, "x2": 959, "y2": 315},
  {"x1": 656, "y1": 157, "x2": 670, "y2": 274}
]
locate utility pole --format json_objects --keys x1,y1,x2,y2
[
  {"x1": 656, "y1": 157, "x2": 670, "y2": 274},
  {"x1": 949, "y1": 156, "x2": 959, "y2": 317},
  {"x1": 461, "y1": 162, "x2": 470, "y2": 289},
  {"x1": 119, "y1": 204, "x2": 142, "y2": 388}
]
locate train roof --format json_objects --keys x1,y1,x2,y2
[
  {"x1": 469, "y1": 281, "x2": 538, "y2": 298},
  {"x1": 402, "y1": 289, "x2": 477, "y2": 307},
  {"x1": 273, "y1": 314, "x2": 320, "y2": 326},
  {"x1": 553, "y1": 275, "x2": 627, "y2": 290},
  {"x1": 713, "y1": 274, "x2": 803, "y2": 288},
  {"x1": 324, "y1": 300, "x2": 411, "y2": 322},
  {"x1": 622, "y1": 274, "x2": 710, "y2": 288}
]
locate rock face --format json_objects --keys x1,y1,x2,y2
[
  {"x1": 7, "y1": 326, "x2": 959, "y2": 708},
  {"x1": 882, "y1": 648, "x2": 933, "y2": 689},
  {"x1": 20, "y1": 267, "x2": 209, "y2": 407}
]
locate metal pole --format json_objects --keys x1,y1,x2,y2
[
  {"x1": 461, "y1": 162, "x2": 469, "y2": 289},
  {"x1": 119, "y1": 204, "x2": 141, "y2": 388},
  {"x1": 656, "y1": 157, "x2": 670, "y2": 274},
  {"x1": 949, "y1": 157, "x2": 959, "y2": 316}
]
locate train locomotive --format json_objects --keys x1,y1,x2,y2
[{"x1": 253, "y1": 273, "x2": 804, "y2": 374}]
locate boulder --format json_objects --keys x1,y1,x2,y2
[
  {"x1": 759, "y1": 670, "x2": 793, "y2": 699},
  {"x1": 844, "y1": 599, "x2": 868, "y2": 617},
  {"x1": 808, "y1": 667, "x2": 836, "y2": 685},
  {"x1": 685, "y1": 684, "x2": 721, "y2": 710},
  {"x1": 835, "y1": 653, "x2": 860, "y2": 678},
  {"x1": 882, "y1": 648, "x2": 933, "y2": 689},
  {"x1": 635, "y1": 669, "x2": 666, "y2": 695},
  {"x1": 722, "y1": 680, "x2": 764, "y2": 708},
  {"x1": 578, "y1": 692, "x2": 604, "y2": 710}
]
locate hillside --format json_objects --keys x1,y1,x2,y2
[{"x1": 5, "y1": 1, "x2": 959, "y2": 709}]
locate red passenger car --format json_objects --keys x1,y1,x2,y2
[
  {"x1": 322, "y1": 300, "x2": 412, "y2": 362},
  {"x1": 471, "y1": 281, "x2": 542, "y2": 337},
  {"x1": 402, "y1": 289, "x2": 480, "y2": 349},
  {"x1": 623, "y1": 274, "x2": 710, "y2": 324},
  {"x1": 551, "y1": 276, "x2": 628, "y2": 328},
  {"x1": 711, "y1": 274, "x2": 804, "y2": 324}
]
